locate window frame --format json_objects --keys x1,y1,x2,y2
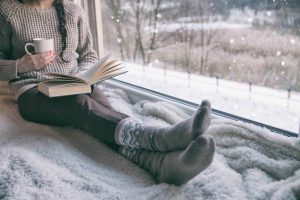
[
  {"x1": 81, "y1": 0, "x2": 299, "y2": 137},
  {"x1": 79, "y1": 0, "x2": 104, "y2": 58}
]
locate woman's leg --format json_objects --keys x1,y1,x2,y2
[
  {"x1": 18, "y1": 87, "x2": 128, "y2": 148},
  {"x1": 18, "y1": 87, "x2": 215, "y2": 185}
]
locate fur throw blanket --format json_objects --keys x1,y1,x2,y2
[{"x1": 0, "y1": 82, "x2": 299, "y2": 200}]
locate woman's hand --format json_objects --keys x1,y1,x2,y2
[{"x1": 16, "y1": 51, "x2": 55, "y2": 73}]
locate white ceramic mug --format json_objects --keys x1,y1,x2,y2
[{"x1": 25, "y1": 38, "x2": 54, "y2": 55}]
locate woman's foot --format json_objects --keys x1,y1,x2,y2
[{"x1": 115, "y1": 100, "x2": 211, "y2": 151}]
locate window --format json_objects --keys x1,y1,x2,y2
[{"x1": 82, "y1": 0, "x2": 300, "y2": 135}]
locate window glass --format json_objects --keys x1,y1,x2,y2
[{"x1": 98, "y1": 0, "x2": 300, "y2": 134}]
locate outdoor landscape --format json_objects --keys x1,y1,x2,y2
[{"x1": 102, "y1": 0, "x2": 300, "y2": 91}]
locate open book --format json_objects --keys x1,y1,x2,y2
[{"x1": 38, "y1": 54, "x2": 128, "y2": 97}]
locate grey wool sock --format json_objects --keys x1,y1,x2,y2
[
  {"x1": 119, "y1": 135, "x2": 216, "y2": 186},
  {"x1": 115, "y1": 100, "x2": 211, "y2": 152}
]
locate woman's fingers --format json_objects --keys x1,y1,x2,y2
[
  {"x1": 42, "y1": 53, "x2": 55, "y2": 64},
  {"x1": 31, "y1": 51, "x2": 55, "y2": 69}
]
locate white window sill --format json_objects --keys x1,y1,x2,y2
[{"x1": 103, "y1": 79, "x2": 299, "y2": 138}]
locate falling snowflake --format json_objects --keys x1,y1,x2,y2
[
  {"x1": 276, "y1": 51, "x2": 282, "y2": 56},
  {"x1": 290, "y1": 39, "x2": 295, "y2": 44}
]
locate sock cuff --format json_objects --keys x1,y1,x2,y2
[{"x1": 114, "y1": 117, "x2": 141, "y2": 145}]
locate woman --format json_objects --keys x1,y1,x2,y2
[{"x1": 0, "y1": 0, "x2": 215, "y2": 186}]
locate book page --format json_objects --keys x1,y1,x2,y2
[
  {"x1": 79, "y1": 54, "x2": 111, "y2": 83},
  {"x1": 40, "y1": 81, "x2": 86, "y2": 88},
  {"x1": 91, "y1": 60, "x2": 123, "y2": 83},
  {"x1": 42, "y1": 78, "x2": 85, "y2": 83},
  {"x1": 96, "y1": 60, "x2": 122, "y2": 74},
  {"x1": 42, "y1": 54, "x2": 113, "y2": 84},
  {"x1": 45, "y1": 73, "x2": 88, "y2": 83},
  {"x1": 92, "y1": 70, "x2": 128, "y2": 84},
  {"x1": 98, "y1": 64, "x2": 124, "y2": 77},
  {"x1": 91, "y1": 64, "x2": 127, "y2": 84},
  {"x1": 89, "y1": 58, "x2": 118, "y2": 81}
]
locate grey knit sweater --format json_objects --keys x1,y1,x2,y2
[{"x1": 0, "y1": 0, "x2": 98, "y2": 99}]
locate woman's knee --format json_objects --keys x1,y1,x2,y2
[
  {"x1": 18, "y1": 92, "x2": 38, "y2": 122},
  {"x1": 17, "y1": 88, "x2": 70, "y2": 125},
  {"x1": 74, "y1": 94, "x2": 94, "y2": 111},
  {"x1": 90, "y1": 87, "x2": 113, "y2": 109}
]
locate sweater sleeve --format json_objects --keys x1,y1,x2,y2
[
  {"x1": 0, "y1": 14, "x2": 19, "y2": 81},
  {"x1": 76, "y1": 7, "x2": 99, "y2": 72}
]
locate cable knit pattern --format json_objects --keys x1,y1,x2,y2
[
  {"x1": 0, "y1": 0, "x2": 98, "y2": 99},
  {"x1": 115, "y1": 117, "x2": 167, "y2": 151}
]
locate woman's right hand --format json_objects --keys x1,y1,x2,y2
[{"x1": 16, "y1": 51, "x2": 55, "y2": 73}]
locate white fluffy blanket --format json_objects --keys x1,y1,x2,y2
[{"x1": 0, "y1": 82, "x2": 300, "y2": 200}]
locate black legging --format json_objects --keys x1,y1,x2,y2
[{"x1": 18, "y1": 87, "x2": 129, "y2": 150}]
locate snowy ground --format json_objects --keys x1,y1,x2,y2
[
  {"x1": 152, "y1": 21, "x2": 251, "y2": 32},
  {"x1": 116, "y1": 63, "x2": 300, "y2": 134}
]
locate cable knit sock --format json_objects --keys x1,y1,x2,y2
[
  {"x1": 119, "y1": 135, "x2": 215, "y2": 185},
  {"x1": 115, "y1": 100, "x2": 211, "y2": 152}
]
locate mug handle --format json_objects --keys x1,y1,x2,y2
[{"x1": 25, "y1": 43, "x2": 35, "y2": 55}]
